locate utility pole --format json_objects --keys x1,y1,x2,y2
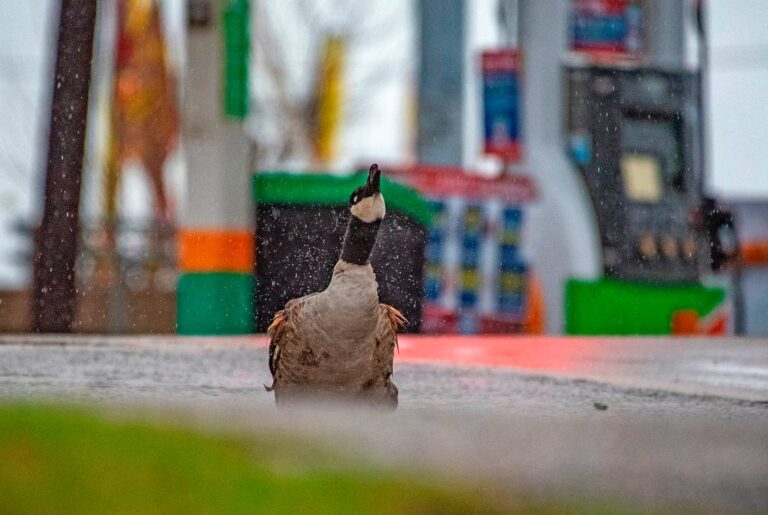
[{"x1": 32, "y1": 0, "x2": 98, "y2": 332}]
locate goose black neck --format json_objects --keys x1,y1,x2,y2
[{"x1": 340, "y1": 215, "x2": 382, "y2": 265}]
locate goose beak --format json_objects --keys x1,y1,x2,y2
[{"x1": 367, "y1": 164, "x2": 381, "y2": 194}]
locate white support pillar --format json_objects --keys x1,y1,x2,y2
[{"x1": 518, "y1": 0, "x2": 602, "y2": 333}]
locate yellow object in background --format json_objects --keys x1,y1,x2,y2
[
  {"x1": 312, "y1": 36, "x2": 345, "y2": 164},
  {"x1": 110, "y1": 0, "x2": 179, "y2": 223}
]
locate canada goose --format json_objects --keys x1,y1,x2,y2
[{"x1": 266, "y1": 164, "x2": 405, "y2": 408}]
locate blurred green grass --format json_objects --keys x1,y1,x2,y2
[{"x1": 0, "y1": 403, "x2": 512, "y2": 514}]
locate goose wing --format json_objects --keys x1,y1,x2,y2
[{"x1": 266, "y1": 292, "x2": 320, "y2": 385}]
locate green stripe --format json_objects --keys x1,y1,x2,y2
[
  {"x1": 222, "y1": 0, "x2": 249, "y2": 118},
  {"x1": 177, "y1": 273, "x2": 253, "y2": 335},
  {"x1": 252, "y1": 171, "x2": 434, "y2": 226}
]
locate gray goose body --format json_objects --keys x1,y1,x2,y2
[{"x1": 267, "y1": 165, "x2": 403, "y2": 408}]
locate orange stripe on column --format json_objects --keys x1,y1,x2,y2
[
  {"x1": 178, "y1": 229, "x2": 254, "y2": 273},
  {"x1": 742, "y1": 241, "x2": 768, "y2": 266}
]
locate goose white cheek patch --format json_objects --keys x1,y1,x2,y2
[{"x1": 351, "y1": 195, "x2": 386, "y2": 222}]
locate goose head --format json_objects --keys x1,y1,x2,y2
[{"x1": 349, "y1": 164, "x2": 386, "y2": 223}]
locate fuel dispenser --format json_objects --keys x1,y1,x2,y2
[
  {"x1": 564, "y1": 64, "x2": 735, "y2": 334},
  {"x1": 566, "y1": 65, "x2": 706, "y2": 282}
]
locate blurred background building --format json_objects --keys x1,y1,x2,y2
[{"x1": 0, "y1": 0, "x2": 766, "y2": 335}]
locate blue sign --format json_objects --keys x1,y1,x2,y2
[{"x1": 482, "y1": 50, "x2": 521, "y2": 162}]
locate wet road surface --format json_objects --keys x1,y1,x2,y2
[
  {"x1": 396, "y1": 335, "x2": 768, "y2": 402},
  {"x1": 1, "y1": 335, "x2": 767, "y2": 512}
]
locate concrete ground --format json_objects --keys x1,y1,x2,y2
[{"x1": 1, "y1": 335, "x2": 767, "y2": 512}]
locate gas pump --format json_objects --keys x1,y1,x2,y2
[
  {"x1": 564, "y1": 63, "x2": 737, "y2": 335},
  {"x1": 500, "y1": 0, "x2": 741, "y2": 334},
  {"x1": 565, "y1": 64, "x2": 706, "y2": 282}
]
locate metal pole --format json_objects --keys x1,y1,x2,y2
[
  {"x1": 497, "y1": 0, "x2": 519, "y2": 48},
  {"x1": 643, "y1": 0, "x2": 685, "y2": 69},
  {"x1": 416, "y1": 0, "x2": 465, "y2": 166},
  {"x1": 32, "y1": 0, "x2": 98, "y2": 332}
]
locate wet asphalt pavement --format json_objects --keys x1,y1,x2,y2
[{"x1": 1, "y1": 335, "x2": 767, "y2": 512}]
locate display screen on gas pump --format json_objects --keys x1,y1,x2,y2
[{"x1": 620, "y1": 154, "x2": 663, "y2": 203}]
